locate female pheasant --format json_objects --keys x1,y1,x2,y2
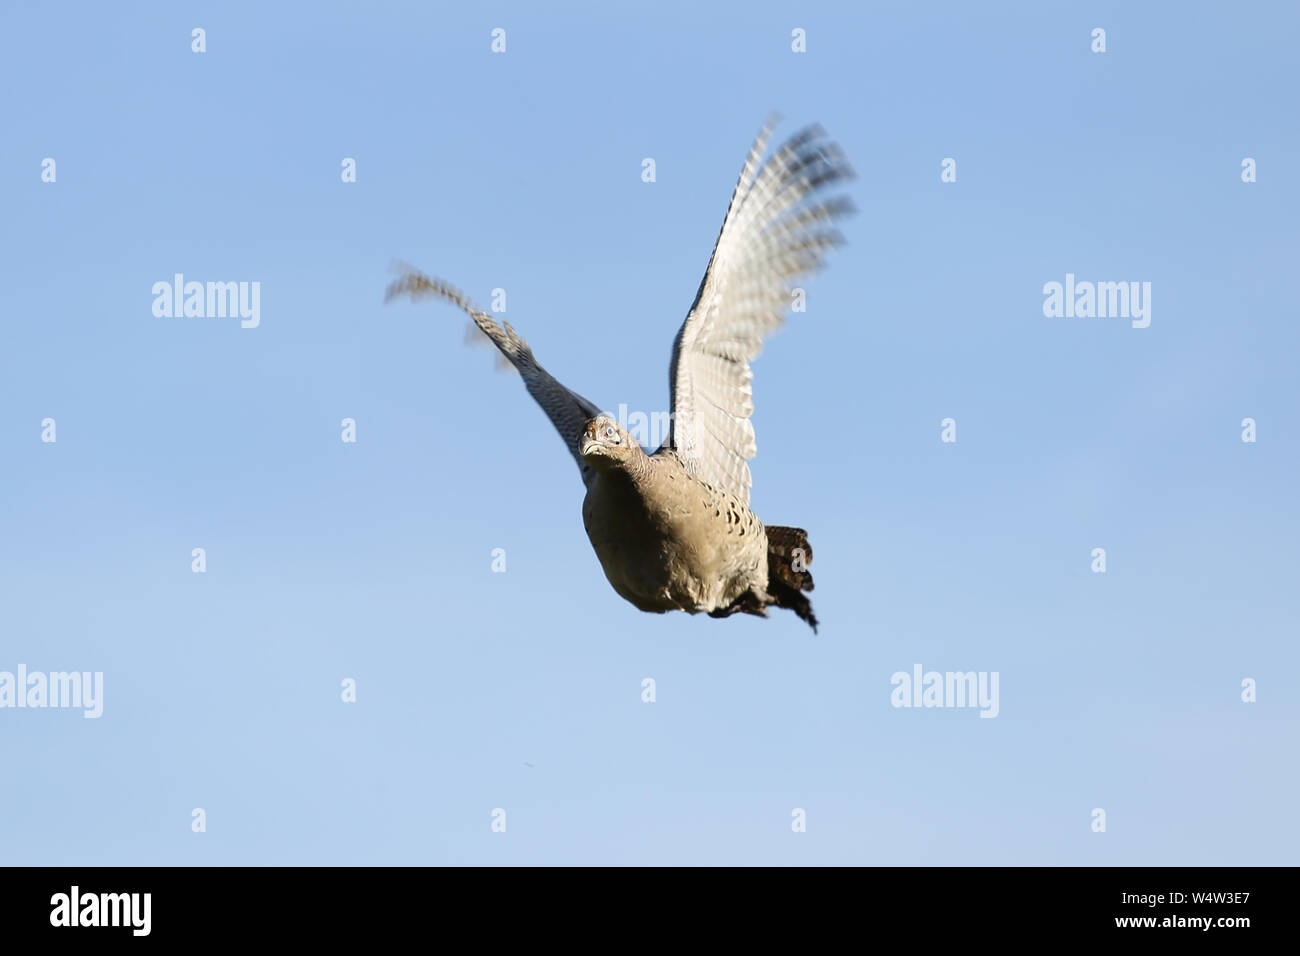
[{"x1": 386, "y1": 118, "x2": 853, "y2": 631}]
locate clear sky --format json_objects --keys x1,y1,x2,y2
[{"x1": 2, "y1": 1, "x2": 1296, "y2": 865}]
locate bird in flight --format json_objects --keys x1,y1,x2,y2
[{"x1": 386, "y1": 118, "x2": 853, "y2": 631}]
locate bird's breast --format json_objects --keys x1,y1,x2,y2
[{"x1": 581, "y1": 468, "x2": 766, "y2": 613}]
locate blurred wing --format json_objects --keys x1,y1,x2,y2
[
  {"x1": 664, "y1": 120, "x2": 854, "y2": 503},
  {"x1": 386, "y1": 265, "x2": 604, "y2": 485}
]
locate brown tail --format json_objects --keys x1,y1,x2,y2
[{"x1": 766, "y1": 526, "x2": 818, "y2": 633}]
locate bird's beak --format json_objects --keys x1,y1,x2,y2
[{"x1": 580, "y1": 436, "x2": 599, "y2": 457}]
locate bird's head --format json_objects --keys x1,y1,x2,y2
[{"x1": 580, "y1": 416, "x2": 640, "y2": 472}]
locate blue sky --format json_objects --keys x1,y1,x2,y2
[{"x1": 1, "y1": 1, "x2": 1296, "y2": 865}]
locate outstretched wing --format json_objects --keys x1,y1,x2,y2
[
  {"x1": 386, "y1": 265, "x2": 604, "y2": 485},
  {"x1": 663, "y1": 119, "x2": 854, "y2": 504}
]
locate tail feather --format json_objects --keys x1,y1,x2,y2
[{"x1": 765, "y1": 525, "x2": 818, "y2": 632}]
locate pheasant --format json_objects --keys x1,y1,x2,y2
[{"x1": 385, "y1": 118, "x2": 853, "y2": 631}]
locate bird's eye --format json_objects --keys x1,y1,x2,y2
[{"x1": 603, "y1": 424, "x2": 619, "y2": 442}]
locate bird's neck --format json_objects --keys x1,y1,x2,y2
[{"x1": 600, "y1": 447, "x2": 652, "y2": 485}]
